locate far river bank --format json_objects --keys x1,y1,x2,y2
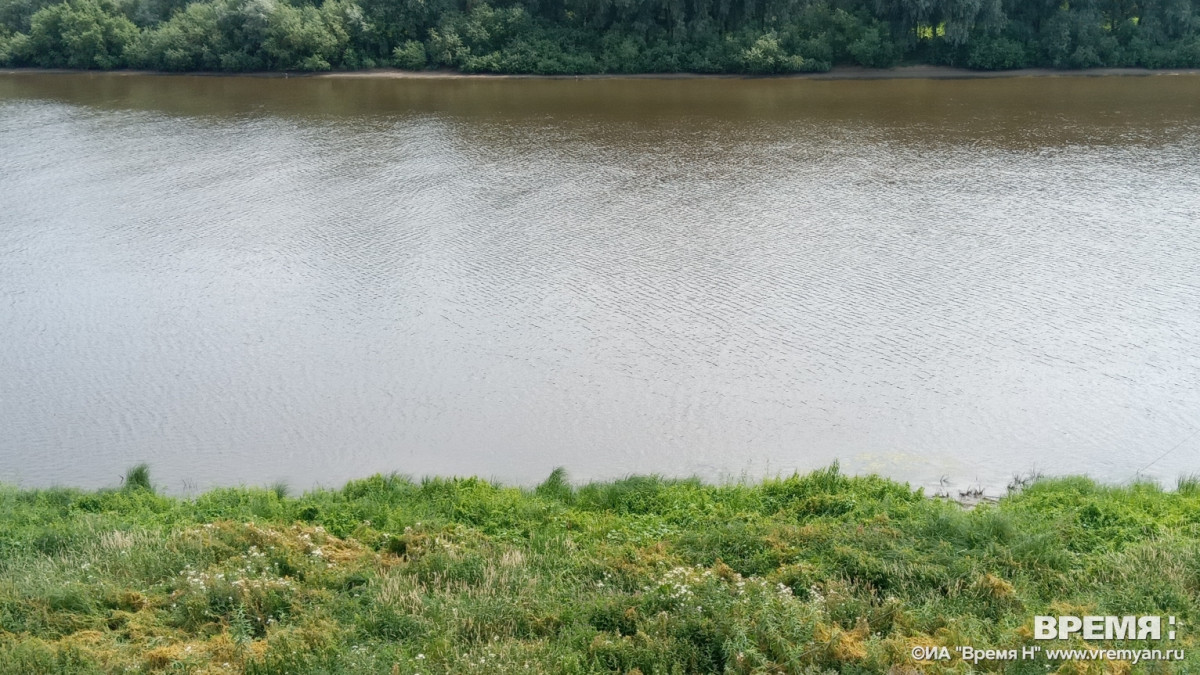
[{"x1": 3, "y1": 64, "x2": 1200, "y2": 80}]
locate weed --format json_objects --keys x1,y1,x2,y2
[
  {"x1": 270, "y1": 481, "x2": 290, "y2": 500},
  {"x1": 1, "y1": 467, "x2": 1198, "y2": 672},
  {"x1": 121, "y1": 463, "x2": 152, "y2": 493}
]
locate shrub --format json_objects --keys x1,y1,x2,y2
[
  {"x1": 26, "y1": 0, "x2": 138, "y2": 68},
  {"x1": 122, "y1": 463, "x2": 152, "y2": 493},
  {"x1": 966, "y1": 35, "x2": 1028, "y2": 69},
  {"x1": 129, "y1": 0, "x2": 220, "y2": 70},
  {"x1": 392, "y1": 37, "x2": 424, "y2": 68},
  {"x1": 535, "y1": 467, "x2": 573, "y2": 504},
  {"x1": 847, "y1": 25, "x2": 898, "y2": 68},
  {"x1": 736, "y1": 31, "x2": 806, "y2": 74}
]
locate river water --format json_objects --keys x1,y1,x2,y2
[{"x1": 1, "y1": 72, "x2": 1198, "y2": 494}]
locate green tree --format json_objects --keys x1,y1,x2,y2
[
  {"x1": 392, "y1": 37, "x2": 425, "y2": 68},
  {"x1": 965, "y1": 33, "x2": 1026, "y2": 68},
  {"x1": 263, "y1": 1, "x2": 349, "y2": 70},
  {"x1": 132, "y1": 0, "x2": 225, "y2": 69},
  {"x1": 4, "y1": 0, "x2": 1200, "y2": 74},
  {"x1": 0, "y1": 0, "x2": 61, "y2": 33},
  {"x1": 26, "y1": 0, "x2": 138, "y2": 67},
  {"x1": 847, "y1": 24, "x2": 898, "y2": 66},
  {"x1": 736, "y1": 31, "x2": 806, "y2": 72}
]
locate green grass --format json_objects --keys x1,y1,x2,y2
[
  {"x1": 1, "y1": 464, "x2": 1198, "y2": 673},
  {"x1": 122, "y1": 464, "x2": 153, "y2": 493}
]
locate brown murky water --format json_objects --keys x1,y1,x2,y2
[{"x1": 1, "y1": 72, "x2": 1198, "y2": 494}]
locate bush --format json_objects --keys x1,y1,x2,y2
[
  {"x1": 130, "y1": 1, "x2": 224, "y2": 70},
  {"x1": 0, "y1": 30, "x2": 20, "y2": 64},
  {"x1": 1068, "y1": 44, "x2": 1102, "y2": 68},
  {"x1": 535, "y1": 467, "x2": 573, "y2": 504},
  {"x1": 598, "y1": 32, "x2": 643, "y2": 72},
  {"x1": 966, "y1": 35, "x2": 1028, "y2": 69},
  {"x1": 26, "y1": 0, "x2": 138, "y2": 68},
  {"x1": 847, "y1": 25, "x2": 898, "y2": 68},
  {"x1": 134, "y1": 0, "x2": 354, "y2": 71},
  {"x1": 392, "y1": 37, "x2": 423, "y2": 68},
  {"x1": 121, "y1": 463, "x2": 152, "y2": 492},
  {"x1": 736, "y1": 31, "x2": 805, "y2": 74},
  {"x1": 262, "y1": 0, "x2": 349, "y2": 70}
]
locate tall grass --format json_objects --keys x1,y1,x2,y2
[
  {"x1": 270, "y1": 481, "x2": 290, "y2": 500},
  {"x1": 1177, "y1": 473, "x2": 1200, "y2": 495},
  {"x1": 1, "y1": 467, "x2": 1198, "y2": 673},
  {"x1": 121, "y1": 463, "x2": 152, "y2": 492}
]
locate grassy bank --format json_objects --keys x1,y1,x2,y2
[{"x1": 2, "y1": 465, "x2": 1198, "y2": 673}]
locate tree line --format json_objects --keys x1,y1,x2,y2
[{"x1": 1, "y1": 0, "x2": 1198, "y2": 73}]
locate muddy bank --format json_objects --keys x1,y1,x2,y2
[{"x1": 4, "y1": 65, "x2": 1200, "y2": 80}]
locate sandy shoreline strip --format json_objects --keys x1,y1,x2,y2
[
  {"x1": 3, "y1": 65, "x2": 1200, "y2": 80},
  {"x1": 321, "y1": 65, "x2": 1200, "y2": 80}
]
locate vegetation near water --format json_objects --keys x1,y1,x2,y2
[
  {"x1": 2, "y1": 465, "x2": 1200, "y2": 673},
  {"x1": 1, "y1": 0, "x2": 1200, "y2": 73}
]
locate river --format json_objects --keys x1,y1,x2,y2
[{"x1": 1, "y1": 71, "x2": 1198, "y2": 494}]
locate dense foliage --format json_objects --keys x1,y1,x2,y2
[
  {"x1": 1, "y1": 0, "x2": 1199, "y2": 72},
  {"x1": 2, "y1": 466, "x2": 1199, "y2": 672}
]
